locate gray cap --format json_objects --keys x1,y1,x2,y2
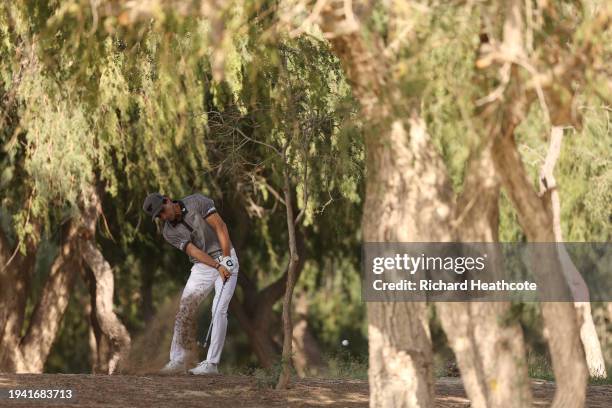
[{"x1": 142, "y1": 192, "x2": 164, "y2": 221}]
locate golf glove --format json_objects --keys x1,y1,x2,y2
[{"x1": 220, "y1": 256, "x2": 237, "y2": 274}]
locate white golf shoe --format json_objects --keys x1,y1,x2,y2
[
  {"x1": 188, "y1": 360, "x2": 219, "y2": 375},
  {"x1": 159, "y1": 360, "x2": 187, "y2": 375}
]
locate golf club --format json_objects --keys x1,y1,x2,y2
[{"x1": 198, "y1": 279, "x2": 227, "y2": 350}]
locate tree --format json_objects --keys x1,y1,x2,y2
[
  {"x1": 1, "y1": 3, "x2": 609, "y2": 408},
  {"x1": 281, "y1": 1, "x2": 609, "y2": 406}
]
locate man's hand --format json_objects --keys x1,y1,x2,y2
[
  {"x1": 185, "y1": 243, "x2": 231, "y2": 282},
  {"x1": 217, "y1": 264, "x2": 231, "y2": 282}
]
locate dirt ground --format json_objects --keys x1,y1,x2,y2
[{"x1": 1, "y1": 374, "x2": 611, "y2": 407}]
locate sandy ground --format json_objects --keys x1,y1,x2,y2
[{"x1": 0, "y1": 374, "x2": 611, "y2": 407}]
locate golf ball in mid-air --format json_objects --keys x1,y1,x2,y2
[{"x1": 341, "y1": 339, "x2": 349, "y2": 346}]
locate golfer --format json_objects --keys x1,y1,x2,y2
[{"x1": 142, "y1": 192, "x2": 239, "y2": 375}]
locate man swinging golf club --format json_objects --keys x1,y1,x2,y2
[{"x1": 142, "y1": 192, "x2": 239, "y2": 375}]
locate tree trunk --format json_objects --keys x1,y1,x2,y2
[
  {"x1": 365, "y1": 116, "x2": 454, "y2": 408},
  {"x1": 492, "y1": 129, "x2": 588, "y2": 408},
  {"x1": 80, "y1": 243, "x2": 130, "y2": 375},
  {"x1": 83, "y1": 263, "x2": 110, "y2": 373},
  {"x1": 484, "y1": 3, "x2": 589, "y2": 405},
  {"x1": 276, "y1": 164, "x2": 301, "y2": 389},
  {"x1": 1, "y1": 185, "x2": 130, "y2": 374},
  {"x1": 318, "y1": 3, "x2": 453, "y2": 405},
  {"x1": 0, "y1": 226, "x2": 39, "y2": 372},
  {"x1": 539, "y1": 126, "x2": 607, "y2": 378},
  {"x1": 18, "y1": 221, "x2": 80, "y2": 373},
  {"x1": 79, "y1": 187, "x2": 131, "y2": 374},
  {"x1": 0, "y1": 239, "x2": 37, "y2": 359},
  {"x1": 437, "y1": 145, "x2": 532, "y2": 408},
  {"x1": 292, "y1": 292, "x2": 325, "y2": 377},
  {"x1": 578, "y1": 303, "x2": 607, "y2": 377}
]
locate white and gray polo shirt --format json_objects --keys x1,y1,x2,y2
[{"x1": 162, "y1": 193, "x2": 226, "y2": 263}]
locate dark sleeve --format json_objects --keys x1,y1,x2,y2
[
  {"x1": 194, "y1": 194, "x2": 217, "y2": 219},
  {"x1": 163, "y1": 226, "x2": 191, "y2": 252}
]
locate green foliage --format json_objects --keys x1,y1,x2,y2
[
  {"x1": 512, "y1": 101, "x2": 611, "y2": 241},
  {"x1": 1, "y1": 0, "x2": 366, "y2": 372},
  {"x1": 558, "y1": 107, "x2": 611, "y2": 241},
  {"x1": 1, "y1": 0, "x2": 609, "y2": 375},
  {"x1": 299, "y1": 258, "x2": 366, "y2": 352},
  {"x1": 415, "y1": 5, "x2": 482, "y2": 191}
]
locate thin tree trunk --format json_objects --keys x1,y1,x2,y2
[
  {"x1": 86, "y1": 263, "x2": 111, "y2": 373},
  {"x1": 276, "y1": 164, "x2": 301, "y2": 389},
  {"x1": 540, "y1": 126, "x2": 607, "y2": 378},
  {"x1": 578, "y1": 303, "x2": 607, "y2": 377}
]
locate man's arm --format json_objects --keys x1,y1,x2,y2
[
  {"x1": 185, "y1": 243, "x2": 230, "y2": 281},
  {"x1": 204, "y1": 213, "x2": 233, "y2": 257}
]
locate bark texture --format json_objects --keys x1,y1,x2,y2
[
  {"x1": 484, "y1": 2, "x2": 589, "y2": 406},
  {"x1": 437, "y1": 145, "x2": 532, "y2": 408},
  {"x1": 492, "y1": 132, "x2": 588, "y2": 408},
  {"x1": 1, "y1": 221, "x2": 79, "y2": 373},
  {"x1": 318, "y1": 2, "x2": 452, "y2": 406}
]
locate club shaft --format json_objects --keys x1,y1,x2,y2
[{"x1": 203, "y1": 279, "x2": 227, "y2": 348}]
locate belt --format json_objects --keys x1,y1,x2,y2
[{"x1": 208, "y1": 249, "x2": 224, "y2": 260}]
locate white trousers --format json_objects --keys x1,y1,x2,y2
[{"x1": 169, "y1": 248, "x2": 239, "y2": 365}]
